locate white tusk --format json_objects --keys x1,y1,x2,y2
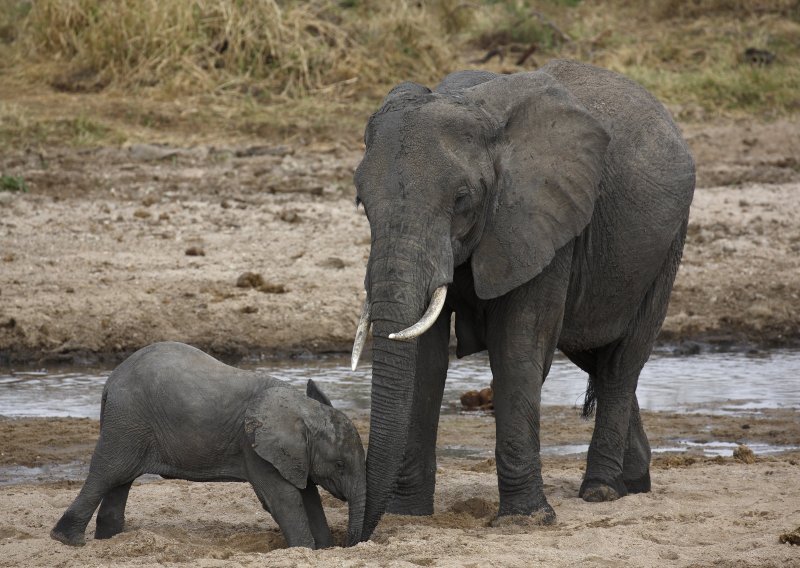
[
  {"x1": 389, "y1": 285, "x2": 448, "y2": 341},
  {"x1": 351, "y1": 300, "x2": 371, "y2": 371}
]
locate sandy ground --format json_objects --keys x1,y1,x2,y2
[
  {"x1": 1, "y1": 118, "x2": 800, "y2": 364},
  {"x1": 1, "y1": 407, "x2": 799, "y2": 567}
]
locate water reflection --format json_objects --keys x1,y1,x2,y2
[{"x1": 1, "y1": 350, "x2": 799, "y2": 419}]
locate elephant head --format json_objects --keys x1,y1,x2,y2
[
  {"x1": 352, "y1": 71, "x2": 610, "y2": 539},
  {"x1": 245, "y1": 381, "x2": 366, "y2": 546}
]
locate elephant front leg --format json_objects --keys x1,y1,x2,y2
[
  {"x1": 248, "y1": 465, "x2": 315, "y2": 549},
  {"x1": 387, "y1": 308, "x2": 451, "y2": 516},
  {"x1": 301, "y1": 483, "x2": 333, "y2": 549},
  {"x1": 622, "y1": 396, "x2": 651, "y2": 494},
  {"x1": 486, "y1": 258, "x2": 570, "y2": 525}
]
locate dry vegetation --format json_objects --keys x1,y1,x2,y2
[{"x1": 0, "y1": 0, "x2": 798, "y2": 147}]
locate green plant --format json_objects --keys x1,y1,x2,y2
[{"x1": 0, "y1": 174, "x2": 29, "y2": 192}]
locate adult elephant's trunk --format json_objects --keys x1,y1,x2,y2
[
  {"x1": 358, "y1": 212, "x2": 452, "y2": 541},
  {"x1": 361, "y1": 315, "x2": 419, "y2": 540}
]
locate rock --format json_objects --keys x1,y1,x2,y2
[
  {"x1": 128, "y1": 144, "x2": 183, "y2": 162},
  {"x1": 235, "y1": 272, "x2": 286, "y2": 294},
  {"x1": 234, "y1": 145, "x2": 293, "y2": 158},
  {"x1": 185, "y1": 246, "x2": 205, "y2": 257},
  {"x1": 236, "y1": 272, "x2": 265, "y2": 289},
  {"x1": 133, "y1": 209, "x2": 151, "y2": 219},
  {"x1": 258, "y1": 282, "x2": 287, "y2": 294},
  {"x1": 733, "y1": 444, "x2": 756, "y2": 464},
  {"x1": 240, "y1": 306, "x2": 258, "y2": 314},
  {"x1": 279, "y1": 210, "x2": 300, "y2": 223},
  {"x1": 318, "y1": 257, "x2": 346, "y2": 269},
  {"x1": 478, "y1": 387, "x2": 493, "y2": 409},
  {"x1": 141, "y1": 194, "x2": 159, "y2": 207},
  {"x1": 460, "y1": 390, "x2": 482, "y2": 410},
  {"x1": 779, "y1": 526, "x2": 800, "y2": 545}
]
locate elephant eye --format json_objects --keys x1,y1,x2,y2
[
  {"x1": 454, "y1": 188, "x2": 472, "y2": 215},
  {"x1": 335, "y1": 460, "x2": 345, "y2": 472}
]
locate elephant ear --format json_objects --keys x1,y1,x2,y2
[
  {"x1": 465, "y1": 72, "x2": 610, "y2": 299},
  {"x1": 244, "y1": 388, "x2": 309, "y2": 489},
  {"x1": 306, "y1": 379, "x2": 333, "y2": 407}
]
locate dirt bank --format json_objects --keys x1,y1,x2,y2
[
  {"x1": 1, "y1": 117, "x2": 799, "y2": 364},
  {"x1": 1, "y1": 407, "x2": 799, "y2": 567}
]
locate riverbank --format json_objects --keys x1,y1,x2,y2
[
  {"x1": 1, "y1": 406, "x2": 799, "y2": 566},
  {"x1": 1, "y1": 117, "x2": 799, "y2": 365}
]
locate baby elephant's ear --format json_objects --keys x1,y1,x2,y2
[
  {"x1": 306, "y1": 379, "x2": 333, "y2": 407},
  {"x1": 244, "y1": 388, "x2": 309, "y2": 489}
]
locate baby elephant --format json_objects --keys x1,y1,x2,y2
[{"x1": 51, "y1": 342, "x2": 366, "y2": 549}]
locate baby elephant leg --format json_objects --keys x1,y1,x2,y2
[
  {"x1": 94, "y1": 481, "x2": 134, "y2": 539},
  {"x1": 248, "y1": 465, "x2": 315, "y2": 549},
  {"x1": 301, "y1": 484, "x2": 333, "y2": 549}
]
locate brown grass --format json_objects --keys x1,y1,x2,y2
[{"x1": 0, "y1": 0, "x2": 798, "y2": 147}]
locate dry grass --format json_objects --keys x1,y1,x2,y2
[{"x1": 0, "y1": 0, "x2": 798, "y2": 147}]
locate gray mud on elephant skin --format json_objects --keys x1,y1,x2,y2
[
  {"x1": 353, "y1": 59, "x2": 695, "y2": 539},
  {"x1": 50, "y1": 342, "x2": 366, "y2": 550}
]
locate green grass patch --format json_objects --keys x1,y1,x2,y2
[{"x1": 0, "y1": 174, "x2": 28, "y2": 192}]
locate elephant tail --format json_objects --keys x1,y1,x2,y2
[{"x1": 582, "y1": 375, "x2": 596, "y2": 418}]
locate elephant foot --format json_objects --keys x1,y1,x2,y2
[
  {"x1": 491, "y1": 504, "x2": 556, "y2": 527},
  {"x1": 623, "y1": 471, "x2": 651, "y2": 494},
  {"x1": 579, "y1": 476, "x2": 627, "y2": 502},
  {"x1": 94, "y1": 516, "x2": 125, "y2": 540},
  {"x1": 50, "y1": 515, "x2": 86, "y2": 547}
]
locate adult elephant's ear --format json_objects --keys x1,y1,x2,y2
[
  {"x1": 244, "y1": 388, "x2": 309, "y2": 489},
  {"x1": 466, "y1": 71, "x2": 610, "y2": 300}
]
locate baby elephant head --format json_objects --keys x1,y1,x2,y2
[{"x1": 244, "y1": 381, "x2": 366, "y2": 546}]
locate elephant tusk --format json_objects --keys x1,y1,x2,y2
[
  {"x1": 351, "y1": 300, "x2": 372, "y2": 371},
  {"x1": 389, "y1": 285, "x2": 448, "y2": 341}
]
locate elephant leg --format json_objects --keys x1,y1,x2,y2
[
  {"x1": 622, "y1": 396, "x2": 651, "y2": 494},
  {"x1": 247, "y1": 461, "x2": 315, "y2": 549},
  {"x1": 301, "y1": 483, "x2": 333, "y2": 549},
  {"x1": 94, "y1": 480, "x2": 134, "y2": 539},
  {"x1": 580, "y1": 227, "x2": 684, "y2": 502},
  {"x1": 387, "y1": 307, "x2": 451, "y2": 516},
  {"x1": 51, "y1": 431, "x2": 142, "y2": 546},
  {"x1": 487, "y1": 249, "x2": 571, "y2": 523}
]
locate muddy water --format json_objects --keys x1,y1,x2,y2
[{"x1": 2, "y1": 349, "x2": 798, "y2": 419}]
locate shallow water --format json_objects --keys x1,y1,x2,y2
[{"x1": 1, "y1": 350, "x2": 798, "y2": 419}]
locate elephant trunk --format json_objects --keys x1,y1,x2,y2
[
  {"x1": 362, "y1": 329, "x2": 418, "y2": 541},
  {"x1": 360, "y1": 213, "x2": 451, "y2": 541},
  {"x1": 346, "y1": 480, "x2": 366, "y2": 547}
]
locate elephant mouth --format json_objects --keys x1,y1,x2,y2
[{"x1": 350, "y1": 284, "x2": 448, "y2": 370}]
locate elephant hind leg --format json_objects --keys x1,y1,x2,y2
[
  {"x1": 51, "y1": 425, "x2": 144, "y2": 546},
  {"x1": 576, "y1": 223, "x2": 686, "y2": 502},
  {"x1": 94, "y1": 480, "x2": 134, "y2": 539}
]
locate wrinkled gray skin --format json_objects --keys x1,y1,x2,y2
[
  {"x1": 355, "y1": 60, "x2": 695, "y2": 539},
  {"x1": 50, "y1": 342, "x2": 366, "y2": 549}
]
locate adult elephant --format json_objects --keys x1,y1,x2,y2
[{"x1": 350, "y1": 59, "x2": 695, "y2": 540}]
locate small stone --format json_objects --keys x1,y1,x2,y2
[
  {"x1": 221, "y1": 200, "x2": 232, "y2": 209},
  {"x1": 779, "y1": 526, "x2": 800, "y2": 545},
  {"x1": 733, "y1": 444, "x2": 756, "y2": 464},
  {"x1": 258, "y1": 282, "x2": 287, "y2": 294},
  {"x1": 279, "y1": 210, "x2": 300, "y2": 223},
  {"x1": 141, "y1": 194, "x2": 159, "y2": 206},
  {"x1": 65, "y1": 287, "x2": 75, "y2": 294},
  {"x1": 2, "y1": 253, "x2": 14, "y2": 262},
  {"x1": 185, "y1": 246, "x2": 205, "y2": 256},
  {"x1": 158, "y1": 212, "x2": 170, "y2": 221},
  {"x1": 133, "y1": 209, "x2": 151, "y2": 219},
  {"x1": 236, "y1": 272, "x2": 265, "y2": 289},
  {"x1": 460, "y1": 390, "x2": 482, "y2": 409},
  {"x1": 240, "y1": 305, "x2": 258, "y2": 314},
  {"x1": 318, "y1": 257, "x2": 346, "y2": 269},
  {"x1": 478, "y1": 387, "x2": 493, "y2": 408}
]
